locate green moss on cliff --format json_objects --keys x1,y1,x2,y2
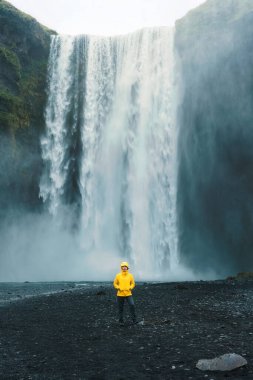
[
  {"x1": 20, "y1": 60, "x2": 48, "y2": 126},
  {"x1": 0, "y1": 0, "x2": 55, "y2": 136},
  {"x1": 0, "y1": 0, "x2": 56, "y2": 211},
  {"x1": 0, "y1": 87, "x2": 29, "y2": 130},
  {"x1": 0, "y1": 45, "x2": 21, "y2": 78},
  {"x1": 0, "y1": 57, "x2": 48, "y2": 131}
]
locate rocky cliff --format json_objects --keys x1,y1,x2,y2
[
  {"x1": 175, "y1": 0, "x2": 253, "y2": 275},
  {"x1": 0, "y1": 0, "x2": 55, "y2": 217},
  {"x1": 1, "y1": 0, "x2": 253, "y2": 275}
]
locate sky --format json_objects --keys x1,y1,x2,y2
[{"x1": 8, "y1": 0, "x2": 206, "y2": 36}]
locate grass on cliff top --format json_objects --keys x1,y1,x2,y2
[
  {"x1": 0, "y1": 0, "x2": 33, "y2": 21},
  {"x1": 0, "y1": 0, "x2": 56, "y2": 35}
]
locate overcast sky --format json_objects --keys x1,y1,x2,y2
[{"x1": 8, "y1": 0, "x2": 206, "y2": 36}]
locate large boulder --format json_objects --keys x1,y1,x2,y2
[{"x1": 196, "y1": 353, "x2": 247, "y2": 371}]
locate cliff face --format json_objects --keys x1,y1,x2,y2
[
  {"x1": 175, "y1": 0, "x2": 253, "y2": 275},
  {"x1": 0, "y1": 0, "x2": 55, "y2": 217}
]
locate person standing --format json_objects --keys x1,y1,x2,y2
[{"x1": 113, "y1": 261, "x2": 137, "y2": 325}]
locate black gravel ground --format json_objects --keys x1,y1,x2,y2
[{"x1": 0, "y1": 280, "x2": 252, "y2": 379}]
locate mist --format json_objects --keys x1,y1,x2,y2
[
  {"x1": 0, "y1": 210, "x2": 214, "y2": 282},
  {"x1": 0, "y1": 212, "x2": 117, "y2": 281}
]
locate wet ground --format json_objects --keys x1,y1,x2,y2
[{"x1": 0, "y1": 280, "x2": 252, "y2": 379}]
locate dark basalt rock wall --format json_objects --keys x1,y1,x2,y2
[
  {"x1": 175, "y1": 0, "x2": 253, "y2": 275},
  {"x1": 0, "y1": 0, "x2": 55, "y2": 217}
]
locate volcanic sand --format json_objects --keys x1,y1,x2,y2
[{"x1": 0, "y1": 280, "x2": 252, "y2": 379}]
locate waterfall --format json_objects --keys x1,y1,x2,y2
[{"x1": 40, "y1": 28, "x2": 178, "y2": 279}]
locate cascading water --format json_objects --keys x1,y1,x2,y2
[{"x1": 40, "y1": 28, "x2": 179, "y2": 279}]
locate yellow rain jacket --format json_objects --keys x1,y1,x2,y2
[{"x1": 113, "y1": 270, "x2": 135, "y2": 297}]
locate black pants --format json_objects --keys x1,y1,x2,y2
[{"x1": 117, "y1": 296, "x2": 136, "y2": 322}]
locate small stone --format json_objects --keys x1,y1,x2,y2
[
  {"x1": 172, "y1": 365, "x2": 176, "y2": 369},
  {"x1": 196, "y1": 353, "x2": 247, "y2": 371},
  {"x1": 96, "y1": 290, "x2": 106, "y2": 296}
]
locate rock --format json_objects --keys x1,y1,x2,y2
[
  {"x1": 0, "y1": 1, "x2": 55, "y2": 215},
  {"x1": 226, "y1": 276, "x2": 235, "y2": 281},
  {"x1": 196, "y1": 353, "x2": 247, "y2": 371},
  {"x1": 175, "y1": 0, "x2": 253, "y2": 274},
  {"x1": 96, "y1": 291, "x2": 106, "y2": 296},
  {"x1": 236, "y1": 272, "x2": 253, "y2": 280},
  {"x1": 227, "y1": 272, "x2": 253, "y2": 281},
  {"x1": 161, "y1": 319, "x2": 171, "y2": 324}
]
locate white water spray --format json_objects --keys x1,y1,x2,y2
[
  {"x1": 40, "y1": 28, "x2": 179, "y2": 280},
  {"x1": 40, "y1": 36, "x2": 75, "y2": 216}
]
